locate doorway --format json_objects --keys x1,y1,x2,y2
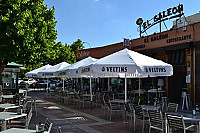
[{"x1": 168, "y1": 66, "x2": 187, "y2": 103}]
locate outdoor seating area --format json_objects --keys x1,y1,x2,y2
[
  {"x1": 0, "y1": 83, "x2": 199, "y2": 132},
  {"x1": 6, "y1": 48, "x2": 196, "y2": 132},
  {"x1": 34, "y1": 83, "x2": 199, "y2": 133},
  {"x1": 0, "y1": 90, "x2": 53, "y2": 132}
]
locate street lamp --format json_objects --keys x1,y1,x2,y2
[{"x1": 83, "y1": 42, "x2": 91, "y2": 49}]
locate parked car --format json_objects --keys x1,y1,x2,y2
[
  {"x1": 23, "y1": 78, "x2": 37, "y2": 85},
  {"x1": 35, "y1": 80, "x2": 49, "y2": 88}
]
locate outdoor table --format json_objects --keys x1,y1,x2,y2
[
  {"x1": 110, "y1": 99, "x2": 130, "y2": 104},
  {"x1": 116, "y1": 93, "x2": 125, "y2": 99},
  {"x1": 166, "y1": 112, "x2": 200, "y2": 133},
  {"x1": 132, "y1": 89, "x2": 147, "y2": 96},
  {"x1": 68, "y1": 92, "x2": 78, "y2": 95},
  {"x1": 110, "y1": 99, "x2": 131, "y2": 123},
  {"x1": 148, "y1": 89, "x2": 166, "y2": 103},
  {"x1": 2, "y1": 95, "x2": 15, "y2": 99},
  {"x1": 0, "y1": 112, "x2": 27, "y2": 130},
  {"x1": 141, "y1": 105, "x2": 161, "y2": 111},
  {"x1": 0, "y1": 103, "x2": 19, "y2": 111},
  {"x1": 1, "y1": 128, "x2": 48, "y2": 133},
  {"x1": 2, "y1": 95, "x2": 15, "y2": 103},
  {"x1": 82, "y1": 94, "x2": 96, "y2": 109},
  {"x1": 26, "y1": 97, "x2": 37, "y2": 116},
  {"x1": 82, "y1": 94, "x2": 95, "y2": 98}
]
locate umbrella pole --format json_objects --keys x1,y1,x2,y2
[
  {"x1": 47, "y1": 78, "x2": 49, "y2": 93},
  {"x1": 125, "y1": 74, "x2": 127, "y2": 103},
  {"x1": 81, "y1": 78, "x2": 82, "y2": 90},
  {"x1": 62, "y1": 78, "x2": 64, "y2": 91},
  {"x1": 90, "y1": 76, "x2": 93, "y2": 109},
  {"x1": 108, "y1": 78, "x2": 110, "y2": 91},
  {"x1": 139, "y1": 78, "x2": 141, "y2": 97}
]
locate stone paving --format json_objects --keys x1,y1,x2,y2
[{"x1": 26, "y1": 90, "x2": 149, "y2": 133}]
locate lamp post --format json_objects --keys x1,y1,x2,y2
[{"x1": 83, "y1": 42, "x2": 91, "y2": 49}]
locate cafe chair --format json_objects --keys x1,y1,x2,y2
[
  {"x1": 57, "y1": 127, "x2": 62, "y2": 133},
  {"x1": 166, "y1": 114, "x2": 196, "y2": 133},
  {"x1": 0, "y1": 92, "x2": 3, "y2": 103},
  {"x1": 9, "y1": 107, "x2": 33, "y2": 129},
  {"x1": 167, "y1": 102, "x2": 178, "y2": 112},
  {"x1": 133, "y1": 105, "x2": 149, "y2": 133},
  {"x1": 108, "y1": 100, "x2": 124, "y2": 121},
  {"x1": 101, "y1": 93, "x2": 110, "y2": 118},
  {"x1": 125, "y1": 102, "x2": 134, "y2": 128},
  {"x1": 44, "y1": 118, "x2": 53, "y2": 133},
  {"x1": 148, "y1": 110, "x2": 164, "y2": 133}
]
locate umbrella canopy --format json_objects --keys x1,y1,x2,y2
[
  {"x1": 79, "y1": 48, "x2": 173, "y2": 78},
  {"x1": 37, "y1": 62, "x2": 70, "y2": 78},
  {"x1": 78, "y1": 48, "x2": 173, "y2": 103},
  {"x1": 25, "y1": 64, "x2": 52, "y2": 78},
  {"x1": 57, "y1": 57, "x2": 97, "y2": 78}
]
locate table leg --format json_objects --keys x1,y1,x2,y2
[
  {"x1": 2, "y1": 120, "x2": 7, "y2": 130},
  {"x1": 34, "y1": 99, "x2": 37, "y2": 116},
  {"x1": 198, "y1": 121, "x2": 200, "y2": 133},
  {"x1": 123, "y1": 104, "x2": 128, "y2": 123},
  {"x1": 165, "y1": 117, "x2": 168, "y2": 133}
]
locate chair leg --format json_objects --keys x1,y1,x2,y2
[
  {"x1": 103, "y1": 108, "x2": 105, "y2": 118},
  {"x1": 142, "y1": 120, "x2": 144, "y2": 133},
  {"x1": 134, "y1": 117, "x2": 135, "y2": 131},
  {"x1": 110, "y1": 111, "x2": 112, "y2": 121},
  {"x1": 130, "y1": 117, "x2": 132, "y2": 128}
]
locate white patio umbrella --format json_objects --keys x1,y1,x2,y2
[
  {"x1": 37, "y1": 62, "x2": 70, "y2": 91},
  {"x1": 25, "y1": 64, "x2": 52, "y2": 78},
  {"x1": 56, "y1": 57, "x2": 97, "y2": 95},
  {"x1": 79, "y1": 48, "x2": 173, "y2": 102}
]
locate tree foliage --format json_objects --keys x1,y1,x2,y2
[
  {"x1": 0, "y1": 0, "x2": 57, "y2": 71},
  {"x1": 0, "y1": 0, "x2": 85, "y2": 80},
  {"x1": 48, "y1": 40, "x2": 85, "y2": 65},
  {"x1": 70, "y1": 39, "x2": 85, "y2": 52}
]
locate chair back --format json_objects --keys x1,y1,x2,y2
[
  {"x1": 0, "y1": 92, "x2": 3, "y2": 103},
  {"x1": 133, "y1": 97, "x2": 140, "y2": 105},
  {"x1": 26, "y1": 108, "x2": 33, "y2": 129},
  {"x1": 167, "y1": 102, "x2": 178, "y2": 112},
  {"x1": 13, "y1": 94, "x2": 20, "y2": 105},
  {"x1": 44, "y1": 118, "x2": 53, "y2": 133},
  {"x1": 148, "y1": 110, "x2": 163, "y2": 127},
  {"x1": 57, "y1": 127, "x2": 62, "y2": 133},
  {"x1": 125, "y1": 102, "x2": 133, "y2": 114},
  {"x1": 102, "y1": 93, "x2": 109, "y2": 106},
  {"x1": 166, "y1": 114, "x2": 185, "y2": 131},
  {"x1": 133, "y1": 105, "x2": 144, "y2": 119}
]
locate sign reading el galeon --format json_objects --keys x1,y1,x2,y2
[{"x1": 138, "y1": 4, "x2": 184, "y2": 33}]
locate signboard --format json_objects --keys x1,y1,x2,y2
[
  {"x1": 3, "y1": 68, "x2": 20, "y2": 72},
  {"x1": 123, "y1": 38, "x2": 130, "y2": 47},
  {"x1": 137, "y1": 4, "x2": 184, "y2": 33}
]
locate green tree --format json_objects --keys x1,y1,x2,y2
[
  {"x1": 0, "y1": 0, "x2": 57, "y2": 81},
  {"x1": 48, "y1": 41, "x2": 74, "y2": 65},
  {"x1": 48, "y1": 40, "x2": 85, "y2": 65},
  {"x1": 70, "y1": 39, "x2": 85, "y2": 52}
]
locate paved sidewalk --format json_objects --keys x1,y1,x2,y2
[{"x1": 27, "y1": 90, "x2": 149, "y2": 133}]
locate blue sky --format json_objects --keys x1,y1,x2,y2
[{"x1": 44, "y1": 0, "x2": 200, "y2": 48}]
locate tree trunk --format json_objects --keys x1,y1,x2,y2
[{"x1": 0, "y1": 61, "x2": 8, "y2": 84}]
